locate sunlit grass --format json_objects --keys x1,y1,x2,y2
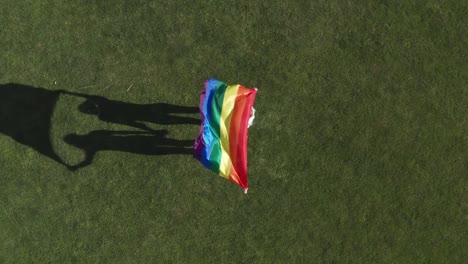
[{"x1": 0, "y1": 0, "x2": 466, "y2": 262}]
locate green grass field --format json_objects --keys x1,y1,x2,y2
[{"x1": 1, "y1": 1, "x2": 467, "y2": 262}]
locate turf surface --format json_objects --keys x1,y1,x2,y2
[{"x1": 1, "y1": 1, "x2": 467, "y2": 262}]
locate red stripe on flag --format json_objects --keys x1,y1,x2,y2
[{"x1": 228, "y1": 86, "x2": 257, "y2": 189}]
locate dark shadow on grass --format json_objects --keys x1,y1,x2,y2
[
  {"x1": 64, "y1": 130, "x2": 193, "y2": 170},
  {"x1": 0, "y1": 83, "x2": 72, "y2": 169},
  {"x1": 64, "y1": 91, "x2": 199, "y2": 131},
  {"x1": 61, "y1": 91, "x2": 199, "y2": 169},
  {"x1": 0, "y1": 83, "x2": 199, "y2": 171}
]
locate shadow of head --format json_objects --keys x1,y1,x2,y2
[
  {"x1": 64, "y1": 134, "x2": 81, "y2": 146},
  {"x1": 78, "y1": 100, "x2": 100, "y2": 115}
]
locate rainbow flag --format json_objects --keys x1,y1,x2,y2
[{"x1": 194, "y1": 78, "x2": 257, "y2": 192}]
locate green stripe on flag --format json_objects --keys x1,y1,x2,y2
[{"x1": 208, "y1": 82, "x2": 227, "y2": 172}]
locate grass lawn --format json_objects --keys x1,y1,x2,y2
[{"x1": 1, "y1": 1, "x2": 466, "y2": 262}]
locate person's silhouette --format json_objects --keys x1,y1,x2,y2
[
  {"x1": 64, "y1": 130, "x2": 193, "y2": 169},
  {"x1": 0, "y1": 83, "x2": 73, "y2": 169},
  {"x1": 72, "y1": 94, "x2": 199, "y2": 132},
  {"x1": 0, "y1": 85, "x2": 198, "y2": 170}
]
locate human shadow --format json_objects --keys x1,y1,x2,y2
[
  {"x1": 64, "y1": 130, "x2": 193, "y2": 169},
  {"x1": 65, "y1": 91, "x2": 199, "y2": 132},
  {"x1": 0, "y1": 83, "x2": 199, "y2": 170},
  {"x1": 61, "y1": 91, "x2": 199, "y2": 169},
  {"x1": 0, "y1": 83, "x2": 72, "y2": 168}
]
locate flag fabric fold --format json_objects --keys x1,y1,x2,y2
[{"x1": 194, "y1": 78, "x2": 257, "y2": 191}]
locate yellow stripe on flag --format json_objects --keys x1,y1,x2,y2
[{"x1": 218, "y1": 84, "x2": 239, "y2": 178}]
